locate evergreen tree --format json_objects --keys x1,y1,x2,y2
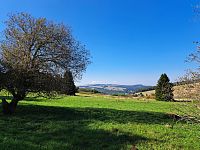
[
  {"x1": 64, "y1": 71, "x2": 76, "y2": 96},
  {"x1": 155, "y1": 73, "x2": 174, "y2": 101}
]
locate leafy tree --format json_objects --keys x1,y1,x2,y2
[
  {"x1": 0, "y1": 12, "x2": 90, "y2": 114},
  {"x1": 155, "y1": 73, "x2": 174, "y2": 101},
  {"x1": 63, "y1": 70, "x2": 76, "y2": 96}
]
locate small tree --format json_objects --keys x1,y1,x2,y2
[
  {"x1": 155, "y1": 73, "x2": 174, "y2": 101},
  {"x1": 63, "y1": 70, "x2": 76, "y2": 96}
]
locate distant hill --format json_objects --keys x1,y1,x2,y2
[{"x1": 79, "y1": 84, "x2": 153, "y2": 95}]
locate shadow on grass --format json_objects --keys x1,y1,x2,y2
[
  {"x1": 0, "y1": 104, "x2": 169, "y2": 150},
  {"x1": 13, "y1": 104, "x2": 172, "y2": 124}
]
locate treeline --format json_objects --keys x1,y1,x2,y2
[
  {"x1": 78, "y1": 88, "x2": 101, "y2": 94},
  {"x1": 173, "y1": 79, "x2": 200, "y2": 86},
  {"x1": 133, "y1": 86, "x2": 156, "y2": 93}
]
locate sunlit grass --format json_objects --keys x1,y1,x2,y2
[{"x1": 0, "y1": 93, "x2": 199, "y2": 150}]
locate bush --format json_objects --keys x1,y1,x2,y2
[{"x1": 145, "y1": 93, "x2": 155, "y2": 99}]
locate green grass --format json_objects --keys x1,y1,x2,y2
[{"x1": 0, "y1": 94, "x2": 199, "y2": 150}]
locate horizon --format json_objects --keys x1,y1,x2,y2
[
  {"x1": 1, "y1": 0, "x2": 200, "y2": 86},
  {"x1": 78, "y1": 83, "x2": 150, "y2": 86}
]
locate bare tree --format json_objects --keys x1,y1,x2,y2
[
  {"x1": 175, "y1": 70, "x2": 200, "y2": 100},
  {"x1": 174, "y1": 52, "x2": 200, "y2": 123},
  {"x1": 0, "y1": 12, "x2": 90, "y2": 114},
  {"x1": 172, "y1": 1, "x2": 200, "y2": 123}
]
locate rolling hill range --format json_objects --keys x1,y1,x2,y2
[{"x1": 79, "y1": 84, "x2": 153, "y2": 94}]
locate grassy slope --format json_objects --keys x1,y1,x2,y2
[{"x1": 0, "y1": 94, "x2": 199, "y2": 150}]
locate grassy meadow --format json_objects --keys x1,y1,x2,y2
[{"x1": 0, "y1": 93, "x2": 199, "y2": 150}]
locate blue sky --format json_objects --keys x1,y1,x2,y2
[{"x1": 0, "y1": 0, "x2": 200, "y2": 85}]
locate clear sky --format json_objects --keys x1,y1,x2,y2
[{"x1": 0, "y1": 0, "x2": 200, "y2": 85}]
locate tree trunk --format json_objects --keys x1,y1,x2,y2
[
  {"x1": 2, "y1": 98, "x2": 19, "y2": 115},
  {"x1": 1, "y1": 91, "x2": 26, "y2": 115}
]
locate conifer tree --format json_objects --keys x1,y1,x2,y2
[
  {"x1": 155, "y1": 73, "x2": 174, "y2": 101},
  {"x1": 64, "y1": 71, "x2": 76, "y2": 96}
]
